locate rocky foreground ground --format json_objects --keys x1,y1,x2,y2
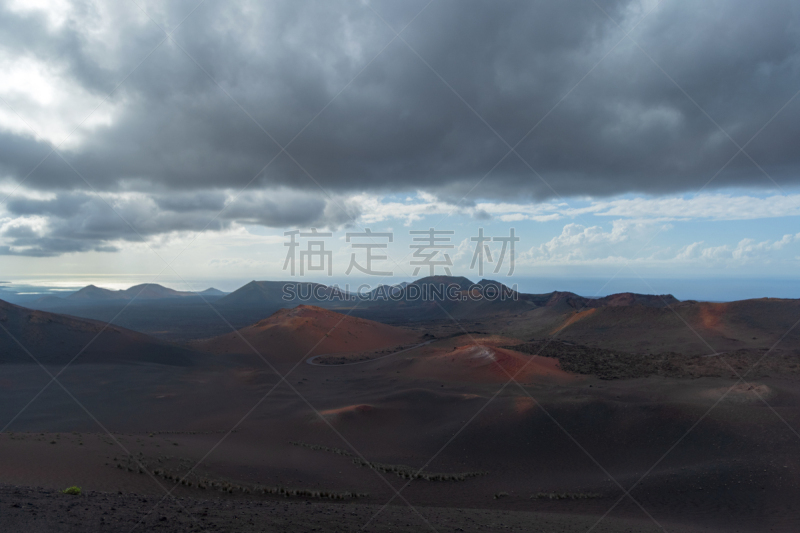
[{"x1": 1, "y1": 483, "x2": 713, "y2": 533}]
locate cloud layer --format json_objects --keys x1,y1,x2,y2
[
  {"x1": 1, "y1": 0, "x2": 799, "y2": 256},
  {"x1": 3, "y1": 0, "x2": 800, "y2": 195}
]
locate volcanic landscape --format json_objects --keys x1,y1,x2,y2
[{"x1": 2, "y1": 276, "x2": 800, "y2": 532}]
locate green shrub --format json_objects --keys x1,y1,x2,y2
[{"x1": 62, "y1": 486, "x2": 81, "y2": 496}]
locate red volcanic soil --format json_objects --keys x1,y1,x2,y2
[
  {"x1": 697, "y1": 302, "x2": 727, "y2": 331},
  {"x1": 7, "y1": 296, "x2": 800, "y2": 533},
  {"x1": 194, "y1": 305, "x2": 420, "y2": 366},
  {"x1": 411, "y1": 340, "x2": 576, "y2": 384},
  {"x1": 320, "y1": 403, "x2": 376, "y2": 419},
  {"x1": 2, "y1": 341, "x2": 799, "y2": 532},
  {"x1": 550, "y1": 308, "x2": 597, "y2": 335}
]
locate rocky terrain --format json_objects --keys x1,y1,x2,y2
[
  {"x1": 0, "y1": 483, "x2": 718, "y2": 533},
  {"x1": 509, "y1": 340, "x2": 800, "y2": 380}
]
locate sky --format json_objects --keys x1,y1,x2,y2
[{"x1": 0, "y1": 0, "x2": 799, "y2": 300}]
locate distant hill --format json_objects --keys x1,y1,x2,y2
[
  {"x1": 64, "y1": 283, "x2": 223, "y2": 301},
  {"x1": 5, "y1": 277, "x2": 796, "y2": 359},
  {"x1": 589, "y1": 292, "x2": 679, "y2": 308},
  {"x1": 215, "y1": 280, "x2": 347, "y2": 308},
  {"x1": 197, "y1": 287, "x2": 226, "y2": 296},
  {"x1": 68, "y1": 284, "x2": 129, "y2": 300},
  {"x1": 17, "y1": 276, "x2": 690, "y2": 344},
  {"x1": 349, "y1": 276, "x2": 679, "y2": 322},
  {"x1": 39, "y1": 278, "x2": 681, "y2": 313},
  {"x1": 509, "y1": 296, "x2": 800, "y2": 356},
  {"x1": 367, "y1": 282, "x2": 409, "y2": 299},
  {"x1": 513, "y1": 290, "x2": 679, "y2": 310},
  {"x1": 0, "y1": 299, "x2": 199, "y2": 366},
  {"x1": 410, "y1": 275, "x2": 474, "y2": 292},
  {"x1": 208, "y1": 276, "x2": 684, "y2": 325}
]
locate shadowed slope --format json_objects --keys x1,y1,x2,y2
[
  {"x1": 215, "y1": 281, "x2": 345, "y2": 308},
  {"x1": 0, "y1": 299, "x2": 199, "y2": 366},
  {"x1": 537, "y1": 297, "x2": 800, "y2": 356}
]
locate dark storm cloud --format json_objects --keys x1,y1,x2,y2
[
  {"x1": 154, "y1": 192, "x2": 227, "y2": 213},
  {"x1": 220, "y1": 189, "x2": 361, "y2": 228},
  {"x1": 0, "y1": 189, "x2": 357, "y2": 256},
  {"x1": 0, "y1": 192, "x2": 221, "y2": 256},
  {"x1": 1, "y1": 0, "x2": 799, "y2": 254}
]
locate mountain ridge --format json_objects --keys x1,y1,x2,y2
[
  {"x1": 61, "y1": 283, "x2": 225, "y2": 302},
  {"x1": 0, "y1": 298, "x2": 200, "y2": 366}
]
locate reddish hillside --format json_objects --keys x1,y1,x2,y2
[
  {"x1": 195, "y1": 305, "x2": 420, "y2": 365},
  {"x1": 408, "y1": 336, "x2": 576, "y2": 384},
  {"x1": 588, "y1": 292, "x2": 679, "y2": 308}
]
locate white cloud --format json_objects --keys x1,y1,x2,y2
[
  {"x1": 673, "y1": 234, "x2": 800, "y2": 265},
  {"x1": 575, "y1": 194, "x2": 800, "y2": 221},
  {"x1": 354, "y1": 192, "x2": 461, "y2": 225},
  {"x1": 675, "y1": 241, "x2": 705, "y2": 261},
  {"x1": 515, "y1": 218, "x2": 800, "y2": 268},
  {"x1": 353, "y1": 192, "x2": 800, "y2": 227},
  {"x1": 5, "y1": 0, "x2": 74, "y2": 29},
  {"x1": 520, "y1": 220, "x2": 652, "y2": 264},
  {"x1": 0, "y1": 50, "x2": 121, "y2": 149}
]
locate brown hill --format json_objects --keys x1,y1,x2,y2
[
  {"x1": 194, "y1": 305, "x2": 420, "y2": 368},
  {"x1": 410, "y1": 343, "x2": 575, "y2": 384},
  {"x1": 0, "y1": 299, "x2": 198, "y2": 366},
  {"x1": 526, "y1": 297, "x2": 800, "y2": 356},
  {"x1": 520, "y1": 290, "x2": 678, "y2": 309},
  {"x1": 588, "y1": 292, "x2": 679, "y2": 308}
]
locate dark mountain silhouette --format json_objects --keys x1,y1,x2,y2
[
  {"x1": 0, "y1": 299, "x2": 199, "y2": 366},
  {"x1": 60, "y1": 283, "x2": 223, "y2": 302},
  {"x1": 515, "y1": 290, "x2": 680, "y2": 310},
  {"x1": 16, "y1": 276, "x2": 688, "y2": 342},
  {"x1": 215, "y1": 280, "x2": 348, "y2": 308},
  {"x1": 67, "y1": 284, "x2": 129, "y2": 300},
  {"x1": 197, "y1": 287, "x2": 226, "y2": 296}
]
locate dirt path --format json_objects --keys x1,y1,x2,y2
[{"x1": 305, "y1": 340, "x2": 435, "y2": 366}]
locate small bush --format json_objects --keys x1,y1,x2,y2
[{"x1": 62, "y1": 486, "x2": 81, "y2": 496}]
